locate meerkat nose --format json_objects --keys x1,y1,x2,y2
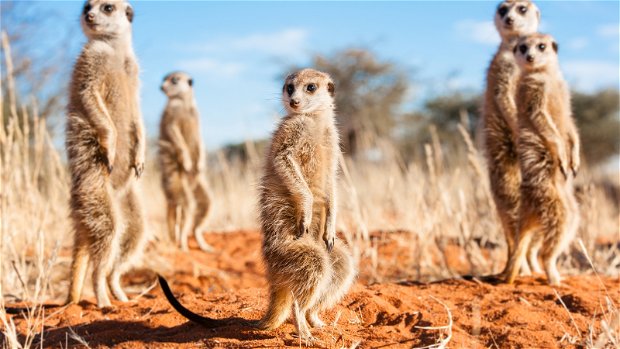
[
  {"x1": 290, "y1": 99, "x2": 300, "y2": 108},
  {"x1": 526, "y1": 55, "x2": 534, "y2": 63},
  {"x1": 86, "y1": 12, "x2": 95, "y2": 23},
  {"x1": 505, "y1": 17, "x2": 514, "y2": 26}
]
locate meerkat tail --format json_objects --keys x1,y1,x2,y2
[{"x1": 157, "y1": 275, "x2": 228, "y2": 328}]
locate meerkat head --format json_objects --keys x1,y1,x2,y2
[
  {"x1": 514, "y1": 33, "x2": 559, "y2": 72},
  {"x1": 494, "y1": 0, "x2": 540, "y2": 40},
  {"x1": 81, "y1": 0, "x2": 134, "y2": 40},
  {"x1": 282, "y1": 69, "x2": 335, "y2": 115},
  {"x1": 161, "y1": 72, "x2": 194, "y2": 99}
]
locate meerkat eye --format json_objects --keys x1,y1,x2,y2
[
  {"x1": 102, "y1": 4, "x2": 115, "y2": 13},
  {"x1": 498, "y1": 6, "x2": 508, "y2": 17},
  {"x1": 306, "y1": 84, "x2": 317, "y2": 93},
  {"x1": 518, "y1": 5, "x2": 528, "y2": 14},
  {"x1": 538, "y1": 43, "x2": 546, "y2": 51},
  {"x1": 519, "y1": 44, "x2": 527, "y2": 54},
  {"x1": 286, "y1": 84, "x2": 294, "y2": 96},
  {"x1": 83, "y1": 3, "x2": 92, "y2": 15},
  {"x1": 171, "y1": 77, "x2": 179, "y2": 85}
]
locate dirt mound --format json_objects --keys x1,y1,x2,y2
[{"x1": 8, "y1": 231, "x2": 619, "y2": 348}]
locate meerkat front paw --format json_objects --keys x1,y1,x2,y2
[
  {"x1": 182, "y1": 154, "x2": 193, "y2": 173},
  {"x1": 101, "y1": 142, "x2": 116, "y2": 173},
  {"x1": 323, "y1": 227, "x2": 335, "y2": 252},
  {"x1": 556, "y1": 144, "x2": 569, "y2": 180},
  {"x1": 570, "y1": 148, "x2": 580, "y2": 177},
  {"x1": 132, "y1": 161, "x2": 144, "y2": 178}
]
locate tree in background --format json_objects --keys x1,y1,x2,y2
[
  {"x1": 1, "y1": 1, "x2": 76, "y2": 129},
  {"x1": 311, "y1": 49, "x2": 409, "y2": 157},
  {"x1": 571, "y1": 89, "x2": 620, "y2": 165}
]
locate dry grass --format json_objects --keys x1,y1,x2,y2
[{"x1": 1, "y1": 31, "x2": 618, "y2": 348}]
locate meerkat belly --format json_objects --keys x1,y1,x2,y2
[{"x1": 105, "y1": 72, "x2": 135, "y2": 188}]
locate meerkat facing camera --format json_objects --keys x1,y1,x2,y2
[
  {"x1": 157, "y1": 69, "x2": 356, "y2": 341},
  {"x1": 503, "y1": 33, "x2": 580, "y2": 285},
  {"x1": 66, "y1": 0, "x2": 147, "y2": 308},
  {"x1": 256, "y1": 69, "x2": 356, "y2": 340},
  {"x1": 482, "y1": 0, "x2": 541, "y2": 275},
  {"x1": 159, "y1": 72, "x2": 212, "y2": 252}
]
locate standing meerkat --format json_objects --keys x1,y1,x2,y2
[
  {"x1": 159, "y1": 72, "x2": 212, "y2": 252},
  {"x1": 256, "y1": 69, "x2": 356, "y2": 340},
  {"x1": 503, "y1": 33, "x2": 581, "y2": 285},
  {"x1": 157, "y1": 69, "x2": 356, "y2": 341},
  {"x1": 482, "y1": 0, "x2": 541, "y2": 275},
  {"x1": 65, "y1": 0, "x2": 147, "y2": 308}
]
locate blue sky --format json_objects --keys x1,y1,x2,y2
[{"x1": 10, "y1": 1, "x2": 620, "y2": 148}]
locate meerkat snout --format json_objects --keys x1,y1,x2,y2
[
  {"x1": 81, "y1": 0, "x2": 134, "y2": 39},
  {"x1": 514, "y1": 34, "x2": 559, "y2": 70},
  {"x1": 282, "y1": 70, "x2": 335, "y2": 114},
  {"x1": 495, "y1": 0, "x2": 540, "y2": 39}
]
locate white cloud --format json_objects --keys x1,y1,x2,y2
[
  {"x1": 191, "y1": 28, "x2": 309, "y2": 58},
  {"x1": 597, "y1": 23, "x2": 619, "y2": 37},
  {"x1": 563, "y1": 60, "x2": 619, "y2": 92},
  {"x1": 455, "y1": 20, "x2": 500, "y2": 46},
  {"x1": 176, "y1": 58, "x2": 245, "y2": 77},
  {"x1": 566, "y1": 37, "x2": 589, "y2": 51}
]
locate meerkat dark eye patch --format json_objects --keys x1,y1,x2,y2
[
  {"x1": 188, "y1": 79, "x2": 193, "y2": 87},
  {"x1": 125, "y1": 5, "x2": 134, "y2": 22},
  {"x1": 83, "y1": 3, "x2": 92, "y2": 15},
  {"x1": 552, "y1": 42, "x2": 558, "y2": 53},
  {"x1": 306, "y1": 83, "x2": 317, "y2": 93},
  {"x1": 498, "y1": 6, "x2": 508, "y2": 17},
  {"x1": 102, "y1": 4, "x2": 115, "y2": 13},
  {"x1": 518, "y1": 5, "x2": 527, "y2": 14},
  {"x1": 327, "y1": 82, "x2": 335, "y2": 97},
  {"x1": 171, "y1": 77, "x2": 179, "y2": 85},
  {"x1": 286, "y1": 84, "x2": 295, "y2": 96},
  {"x1": 538, "y1": 43, "x2": 546, "y2": 51},
  {"x1": 519, "y1": 44, "x2": 528, "y2": 54}
]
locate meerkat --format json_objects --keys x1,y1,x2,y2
[
  {"x1": 503, "y1": 33, "x2": 581, "y2": 285},
  {"x1": 65, "y1": 0, "x2": 147, "y2": 308},
  {"x1": 482, "y1": 0, "x2": 541, "y2": 275},
  {"x1": 157, "y1": 69, "x2": 356, "y2": 341},
  {"x1": 159, "y1": 72, "x2": 212, "y2": 252}
]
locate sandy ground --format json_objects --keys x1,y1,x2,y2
[{"x1": 7, "y1": 231, "x2": 620, "y2": 348}]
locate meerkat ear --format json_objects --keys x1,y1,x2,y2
[
  {"x1": 327, "y1": 82, "x2": 335, "y2": 97},
  {"x1": 552, "y1": 41, "x2": 558, "y2": 53},
  {"x1": 126, "y1": 4, "x2": 134, "y2": 23},
  {"x1": 188, "y1": 78, "x2": 193, "y2": 87}
]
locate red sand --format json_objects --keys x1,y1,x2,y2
[{"x1": 8, "y1": 231, "x2": 619, "y2": 348}]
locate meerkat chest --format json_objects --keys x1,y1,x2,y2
[
  {"x1": 102, "y1": 67, "x2": 137, "y2": 125},
  {"x1": 298, "y1": 127, "x2": 334, "y2": 187}
]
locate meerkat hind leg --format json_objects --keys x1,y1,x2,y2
[
  {"x1": 109, "y1": 187, "x2": 145, "y2": 302},
  {"x1": 257, "y1": 286, "x2": 293, "y2": 330},
  {"x1": 503, "y1": 219, "x2": 540, "y2": 284},
  {"x1": 67, "y1": 236, "x2": 90, "y2": 304},
  {"x1": 306, "y1": 241, "x2": 356, "y2": 328},
  {"x1": 179, "y1": 178, "x2": 195, "y2": 251},
  {"x1": 527, "y1": 237, "x2": 543, "y2": 274},
  {"x1": 294, "y1": 300, "x2": 314, "y2": 341},
  {"x1": 192, "y1": 178, "x2": 213, "y2": 252}
]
